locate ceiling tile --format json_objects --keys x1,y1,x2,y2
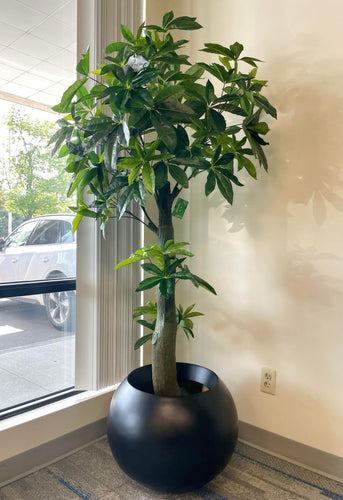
[
  {"x1": 0, "y1": 47, "x2": 41, "y2": 71},
  {"x1": 0, "y1": 22, "x2": 25, "y2": 47},
  {"x1": 47, "y1": 49, "x2": 76, "y2": 71},
  {"x1": 0, "y1": 0, "x2": 76, "y2": 107},
  {"x1": 0, "y1": 64, "x2": 23, "y2": 81},
  {"x1": 53, "y1": 1, "x2": 77, "y2": 27},
  {"x1": 30, "y1": 61, "x2": 72, "y2": 81},
  {"x1": 1, "y1": 81, "x2": 36, "y2": 98},
  {"x1": 44, "y1": 82, "x2": 69, "y2": 97},
  {"x1": 10, "y1": 34, "x2": 61, "y2": 60},
  {"x1": 0, "y1": 0, "x2": 46, "y2": 32},
  {"x1": 31, "y1": 17, "x2": 75, "y2": 49},
  {"x1": 29, "y1": 90, "x2": 58, "y2": 105},
  {"x1": 15, "y1": 72, "x2": 55, "y2": 92},
  {"x1": 18, "y1": 0, "x2": 69, "y2": 15}
]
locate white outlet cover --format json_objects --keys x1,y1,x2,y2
[{"x1": 260, "y1": 366, "x2": 276, "y2": 395}]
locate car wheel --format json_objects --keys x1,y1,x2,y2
[{"x1": 45, "y1": 290, "x2": 75, "y2": 331}]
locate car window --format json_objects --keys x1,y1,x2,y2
[
  {"x1": 60, "y1": 220, "x2": 74, "y2": 243},
  {"x1": 30, "y1": 221, "x2": 60, "y2": 245},
  {"x1": 3, "y1": 220, "x2": 37, "y2": 248}
]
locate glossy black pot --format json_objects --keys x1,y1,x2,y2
[{"x1": 107, "y1": 362, "x2": 238, "y2": 493}]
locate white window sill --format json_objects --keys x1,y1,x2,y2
[{"x1": 0, "y1": 385, "x2": 118, "y2": 463}]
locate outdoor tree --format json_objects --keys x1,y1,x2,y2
[{"x1": 1, "y1": 107, "x2": 72, "y2": 220}]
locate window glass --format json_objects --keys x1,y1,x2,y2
[
  {"x1": 30, "y1": 221, "x2": 60, "y2": 245},
  {"x1": 0, "y1": 0, "x2": 77, "y2": 415},
  {"x1": 3, "y1": 220, "x2": 37, "y2": 248},
  {"x1": 60, "y1": 220, "x2": 75, "y2": 243}
]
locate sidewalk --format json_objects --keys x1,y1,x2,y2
[{"x1": 0, "y1": 299, "x2": 75, "y2": 411}]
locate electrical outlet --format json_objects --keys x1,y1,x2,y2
[{"x1": 260, "y1": 367, "x2": 276, "y2": 395}]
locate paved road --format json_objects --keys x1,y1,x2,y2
[
  {"x1": 0, "y1": 298, "x2": 72, "y2": 351},
  {"x1": 0, "y1": 299, "x2": 75, "y2": 412}
]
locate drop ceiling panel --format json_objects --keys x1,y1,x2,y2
[
  {"x1": 0, "y1": 0, "x2": 76, "y2": 108},
  {"x1": 0, "y1": 0, "x2": 46, "y2": 32},
  {"x1": 18, "y1": 0, "x2": 66, "y2": 15},
  {"x1": 0, "y1": 22, "x2": 25, "y2": 46}
]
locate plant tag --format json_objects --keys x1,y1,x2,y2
[{"x1": 172, "y1": 198, "x2": 188, "y2": 219}]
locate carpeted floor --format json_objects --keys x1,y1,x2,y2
[{"x1": 1, "y1": 439, "x2": 343, "y2": 500}]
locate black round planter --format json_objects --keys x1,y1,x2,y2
[{"x1": 107, "y1": 362, "x2": 238, "y2": 493}]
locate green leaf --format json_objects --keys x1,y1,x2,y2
[
  {"x1": 201, "y1": 43, "x2": 234, "y2": 58},
  {"x1": 132, "y1": 68, "x2": 160, "y2": 88},
  {"x1": 167, "y1": 16, "x2": 202, "y2": 30},
  {"x1": 163, "y1": 11, "x2": 174, "y2": 28},
  {"x1": 105, "y1": 41, "x2": 128, "y2": 54},
  {"x1": 230, "y1": 42, "x2": 244, "y2": 59},
  {"x1": 216, "y1": 171, "x2": 234, "y2": 204},
  {"x1": 157, "y1": 99, "x2": 197, "y2": 122},
  {"x1": 141, "y1": 263, "x2": 164, "y2": 276},
  {"x1": 128, "y1": 165, "x2": 141, "y2": 185},
  {"x1": 117, "y1": 184, "x2": 134, "y2": 219},
  {"x1": 208, "y1": 108, "x2": 226, "y2": 133},
  {"x1": 77, "y1": 208, "x2": 97, "y2": 218},
  {"x1": 159, "y1": 278, "x2": 175, "y2": 299},
  {"x1": 190, "y1": 274, "x2": 217, "y2": 295},
  {"x1": 248, "y1": 122, "x2": 270, "y2": 135},
  {"x1": 240, "y1": 56, "x2": 262, "y2": 67},
  {"x1": 154, "y1": 161, "x2": 168, "y2": 190},
  {"x1": 150, "y1": 113, "x2": 177, "y2": 152},
  {"x1": 171, "y1": 157, "x2": 211, "y2": 169},
  {"x1": 136, "y1": 276, "x2": 163, "y2": 292},
  {"x1": 72, "y1": 213, "x2": 83, "y2": 232},
  {"x1": 155, "y1": 85, "x2": 184, "y2": 103},
  {"x1": 217, "y1": 168, "x2": 244, "y2": 187},
  {"x1": 254, "y1": 95, "x2": 277, "y2": 119},
  {"x1": 118, "y1": 157, "x2": 142, "y2": 170},
  {"x1": 76, "y1": 47, "x2": 89, "y2": 76},
  {"x1": 121, "y1": 24, "x2": 135, "y2": 43},
  {"x1": 214, "y1": 153, "x2": 235, "y2": 166},
  {"x1": 142, "y1": 164, "x2": 155, "y2": 193},
  {"x1": 133, "y1": 181, "x2": 147, "y2": 206},
  {"x1": 205, "y1": 170, "x2": 216, "y2": 196},
  {"x1": 53, "y1": 78, "x2": 88, "y2": 113},
  {"x1": 169, "y1": 164, "x2": 189, "y2": 188},
  {"x1": 115, "y1": 255, "x2": 144, "y2": 269},
  {"x1": 134, "y1": 334, "x2": 153, "y2": 350}
]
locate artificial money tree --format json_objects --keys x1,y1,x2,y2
[{"x1": 51, "y1": 12, "x2": 276, "y2": 396}]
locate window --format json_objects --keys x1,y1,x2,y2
[{"x1": 0, "y1": 0, "x2": 77, "y2": 414}]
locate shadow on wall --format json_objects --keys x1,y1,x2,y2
[
  {"x1": 267, "y1": 49, "x2": 343, "y2": 226},
  {"x1": 284, "y1": 245, "x2": 343, "y2": 305},
  {"x1": 215, "y1": 46, "x2": 343, "y2": 232}
]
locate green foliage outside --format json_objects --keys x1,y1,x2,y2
[
  {"x1": 0, "y1": 107, "x2": 73, "y2": 225},
  {"x1": 51, "y1": 12, "x2": 276, "y2": 395}
]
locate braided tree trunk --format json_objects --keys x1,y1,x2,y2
[{"x1": 152, "y1": 183, "x2": 181, "y2": 396}]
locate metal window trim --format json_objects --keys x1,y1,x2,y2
[{"x1": 0, "y1": 279, "x2": 76, "y2": 299}]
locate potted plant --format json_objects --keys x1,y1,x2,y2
[{"x1": 51, "y1": 11, "x2": 276, "y2": 493}]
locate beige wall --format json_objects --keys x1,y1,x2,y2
[{"x1": 146, "y1": 0, "x2": 343, "y2": 457}]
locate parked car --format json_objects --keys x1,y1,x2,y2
[{"x1": 0, "y1": 214, "x2": 76, "y2": 330}]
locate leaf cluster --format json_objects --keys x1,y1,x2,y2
[
  {"x1": 116, "y1": 239, "x2": 216, "y2": 300},
  {"x1": 132, "y1": 301, "x2": 204, "y2": 350},
  {"x1": 50, "y1": 10, "x2": 277, "y2": 231}
]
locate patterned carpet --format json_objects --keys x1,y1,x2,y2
[{"x1": 1, "y1": 439, "x2": 343, "y2": 500}]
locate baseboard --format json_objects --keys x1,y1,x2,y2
[
  {"x1": 0, "y1": 418, "x2": 107, "y2": 487},
  {"x1": 2, "y1": 417, "x2": 342, "y2": 488},
  {"x1": 239, "y1": 420, "x2": 343, "y2": 483}
]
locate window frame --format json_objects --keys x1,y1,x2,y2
[{"x1": 0, "y1": 1, "x2": 145, "y2": 480}]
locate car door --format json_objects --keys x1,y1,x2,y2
[
  {"x1": 25, "y1": 220, "x2": 62, "y2": 281},
  {"x1": 0, "y1": 220, "x2": 38, "y2": 283}
]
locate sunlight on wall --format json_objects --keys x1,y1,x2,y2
[{"x1": 147, "y1": 0, "x2": 343, "y2": 457}]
